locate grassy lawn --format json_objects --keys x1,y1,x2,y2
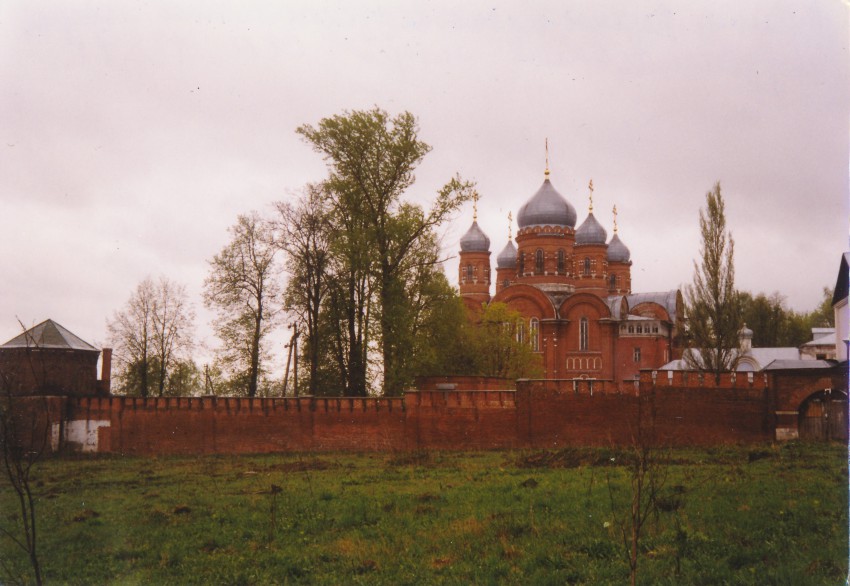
[{"x1": 0, "y1": 442, "x2": 846, "y2": 584}]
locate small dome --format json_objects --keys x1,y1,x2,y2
[
  {"x1": 517, "y1": 179, "x2": 577, "y2": 229},
  {"x1": 575, "y1": 212, "x2": 607, "y2": 245},
  {"x1": 739, "y1": 324, "x2": 753, "y2": 338},
  {"x1": 607, "y1": 233, "x2": 631, "y2": 263},
  {"x1": 496, "y1": 240, "x2": 517, "y2": 269},
  {"x1": 459, "y1": 221, "x2": 490, "y2": 252}
]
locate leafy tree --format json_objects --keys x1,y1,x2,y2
[
  {"x1": 107, "y1": 276, "x2": 195, "y2": 397},
  {"x1": 204, "y1": 212, "x2": 280, "y2": 397},
  {"x1": 808, "y1": 286, "x2": 835, "y2": 328},
  {"x1": 738, "y1": 287, "x2": 835, "y2": 349},
  {"x1": 685, "y1": 182, "x2": 741, "y2": 379},
  {"x1": 297, "y1": 107, "x2": 474, "y2": 395},
  {"x1": 274, "y1": 185, "x2": 333, "y2": 396},
  {"x1": 471, "y1": 303, "x2": 543, "y2": 379}
]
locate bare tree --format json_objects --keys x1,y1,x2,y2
[
  {"x1": 607, "y1": 396, "x2": 668, "y2": 586},
  {"x1": 107, "y1": 277, "x2": 195, "y2": 397},
  {"x1": 0, "y1": 322, "x2": 53, "y2": 585},
  {"x1": 204, "y1": 212, "x2": 280, "y2": 397}
]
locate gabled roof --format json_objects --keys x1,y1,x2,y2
[
  {"x1": 761, "y1": 359, "x2": 836, "y2": 371},
  {"x1": 1, "y1": 319, "x2": 98, "y2": 352},
  {"x1": 832, "y1": 252, "x2": 850, "y2": 306}
]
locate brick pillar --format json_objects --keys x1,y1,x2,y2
[{"x1": 100, "y1": 348, "x2": 112, "y2": 395}]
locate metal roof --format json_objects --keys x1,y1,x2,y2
[
  {"x1": 626, "y1": 291, "x2": 680, "y2": 323},
  {"x1": 575, "y1": 212, "x2": 607, "y2": 245},
  {"x1": 607, "y1": 233, "x2": 631, "y2": 263},
  {"x1": 1, "y1": 319, "x2": 99, "y2": 352},
  {"x1": 762, "y1": 359, "x2": 836, "y2": 371},
  {"x1": 517, "y1": 178, "x2": 577, "y2": 229},
  {"x1": 459, "y1": 221, "x2": 490, "y2": 252},
  {"x1": 496, "y1": 240, "x2": 517, "y2": 269}
]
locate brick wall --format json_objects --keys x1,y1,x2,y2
[{"x1": 44, "y1": 371, "x2": 782, "y2": 456}]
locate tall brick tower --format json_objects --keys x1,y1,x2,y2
[{"x1": 458, "y1": 191, "x2": 492, "y2": 313}]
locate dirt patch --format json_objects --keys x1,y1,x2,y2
[
  {"x1": 276, "y1": 458, "x2": 335, "y2": 472},
  {"x1": 71, "y1": 509, "x2": 99, "y2": 523}
]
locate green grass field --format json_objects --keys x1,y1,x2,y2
[{"x1": 0, "y1": 442, "x2": 847, "y2": 585}]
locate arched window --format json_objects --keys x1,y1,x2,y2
[
  {"x1": 502, "y1": 279, "x2": 510, "y2": 289},
  {"x1": 583, "y1": 257, "x2": 591, "y2": 276},
  {"x1": 518, "y1": 253, "x2": 525, "y2": 275},
  {"x1": 535, "y1": 249, "x2": 544, "y2": 274},
  {"x1": 530, "y1": 318, "x2": 540, "y2": 352},
  {"x1": 580, "y1": 317, "x2": 589, "y2": 351},
  {"x1": 557, "y1": 249, "x2": 565, "y2": 273},
  {"x1": 516, "y1": 321, "x2": 526, "y2": 344},
  {"x1": 467, "y1": 264, "x2": 473, "y2": 282},
  {"x1": 609, "y1": 274, "x2": 617, "y2": 289}
]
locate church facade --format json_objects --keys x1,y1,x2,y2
[{"x1": 458, "y1": 166, "x2": 684, "y2": 389}]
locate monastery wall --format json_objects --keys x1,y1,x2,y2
[{"x1": 26, "y1": 371, "x2": 784, "y2": 456}]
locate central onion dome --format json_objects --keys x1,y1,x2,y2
[
  {"x1": 607, "y1": 233, "x2": 631, "y2": 262},
  {"x1": 459, "y1": 221, "x2": 490, "y2": 252},
  {"x1": 496, "y1": 240, "x2": 517, "y2": 268},
  {"x1": 516, "y1": 178, "x2": 577, "y2": 229},
  {"x1": 575, "y1": 213, "x2": 607, "y2": 245}
]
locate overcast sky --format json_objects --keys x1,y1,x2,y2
[{"x1": 1, "y1": 1, "x2": 847, "y2": 369}]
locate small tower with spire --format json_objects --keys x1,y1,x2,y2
[
  {"x1": 495, "y1": 212, "x2": 518, "y2": 294},
  {"x1": 606, "y1": 204, "x2": 633, "y2": 294},
  {"x1": 574, "y1": 179, "x2": 610, "y2": 295},
  {"x1": 458, "y1": 191, "x2": 492, "y2": 312}
]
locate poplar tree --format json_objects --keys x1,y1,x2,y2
[{"x1": 685, "y1": 182, "x2": 741, "y2": 380}]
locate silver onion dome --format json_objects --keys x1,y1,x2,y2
[
  {"x1": 607, "y1": 233, "x2": 631, "y2": 263},
  {"x1": 575, "y1": 212, "x2": 608, "y2": 245},
  {"x1": 516, "y1": 179, "x2": 577, "y2": 229},
  {"x1": 496, "y1": 240, "x2": 517, "y2": 269},
  {"x1": 459, "y1": 221, "x2": 490, "y2": 252}
]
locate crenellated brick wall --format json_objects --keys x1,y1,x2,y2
[{"x1": 9, "y1": 367, "x2": 843, "y2": 456}]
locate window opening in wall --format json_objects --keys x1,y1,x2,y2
[
  {"x1": 652, "y1": 325, "x2": 658, "y2": 333},
  {"x1": 633, "y1": 347, "x2": 641, "y2": 363},
  {"x1": 518, "y1": 253, "x2": 524, "y2": 275},
  {"x1": 628, "y1": 325, "x2": 634, "y2": 333},
  {"x1": 466, "y1": 264, "x2": 473, "y2": 282},
  {"x1": 535, "y1": 249, "x2": 544, "y2": 274},
  {"x1": 502, "y1": 279, "x2": 510, "y2": 289},
  {"x1": 557, "y1": 249, "x2": 565, "y2": 273},
  {"x1": 610, "y1": 274, "x2": 616, "y2": 289},
  {"x1": 637, "y1": 325, "x2": 642, "y2": 334},
  {"x1": 516, "y1": 321, "x2": 525, "y2": 344},
  {"x1": 580, "y1": 317, "x2": 588, "y2": 351},
  {"x1": 530, "y1": 318, "x2": 540, "y2": 352},
  {"x1": 583, "y1": 257, "x2": 590, "y2": 275}
]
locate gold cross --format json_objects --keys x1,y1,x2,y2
[
  {"x1": 508, "y1": 211, "x2": 513, "y2": 240},
  {"x1": 612, "y1": 204, "x2": 618, "y2": 233},
  {"x1": 473, "y1": 190, "x2": 479, "y2": 221},
  {"x1": 545, "y1": 138, "x2": 550, "y2": 177},
  {"x1": 588, "y1": 179, "x2": 594, "y2": 213}
]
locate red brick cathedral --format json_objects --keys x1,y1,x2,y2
[{"x1": 458, "y1": 165, "x2": 684, "y2": 388}]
